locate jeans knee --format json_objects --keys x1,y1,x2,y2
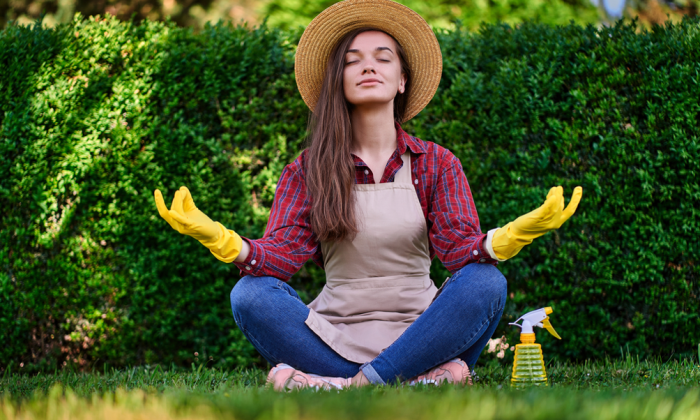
[
  {"x1": 484, "y1": 265, "x2": 507, "y2": 301},
  {"x1": 230, "y1": 275, "x2": 267, "y2": 320},
  {"x1": 454, "y1": 263, "x2": 507, "y2": 309}
]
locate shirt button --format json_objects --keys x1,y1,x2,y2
[
  {"x1": 479, "y1": 258, "x2": 486, "y2": 263},
  {"x1": 251, "y1": 259, "x2": 257, "y2": 265},
  {"x1": 414, "y1": 179, "x2": 418, "y2": 185},
  {"x1": 245, "y1": 266, "x2": 252, "y2": 271},
  {"x1": 364, "y1": 169, "x2": 369, "y2": 175},
  {"x1": 473, "y1": 250, "x2": 479, "y2": 256}
]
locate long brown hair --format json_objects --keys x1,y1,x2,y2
[{"x1": 305, "y1": 28, "x2": 411, "y2": 243}]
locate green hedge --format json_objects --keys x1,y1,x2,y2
[{"x1": 1, "y1": 14, "x2": 698, "y2": 372}]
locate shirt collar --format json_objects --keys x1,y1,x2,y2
[{"x1": 395, "y1": 122, "x2": 427, "y2": 156}]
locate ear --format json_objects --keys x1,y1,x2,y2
[{"x1": 398, "y1": 72, "x2": 407, "y2": 94}]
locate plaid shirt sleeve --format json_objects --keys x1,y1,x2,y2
[
  {"x1": 427, "y1": 149, "x2": 497, "y2": 273},
  {"x1": 233, "y1": 155, "x2": 322, "y2": 281}
]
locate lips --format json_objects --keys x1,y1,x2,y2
[{"x1": 358, "y1": 78, "x2": 381, "y2": 85}]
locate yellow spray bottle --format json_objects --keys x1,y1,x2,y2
[{"x1": 509, "y1": 307, "x2": 561, "y2": 388}]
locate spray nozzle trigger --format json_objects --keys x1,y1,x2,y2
[
  {"x1": 542, "y1": 316, "x2": 561, "y2": 340},
  {"x1": 509, "y1": 307, "x2": 561, "y2": 339}
]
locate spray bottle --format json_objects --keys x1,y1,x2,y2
[{"x1": 509, "y1": 307, "x2": 561, "y2": 388}]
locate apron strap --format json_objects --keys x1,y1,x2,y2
[{"x1": 396, "y1": 151, "x2": 413, "y2": 184}]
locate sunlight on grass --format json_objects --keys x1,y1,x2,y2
[
  {"x1": 2, "y1": 386, "x2": 700, "y2": 420},
  {"x1": 2, "y1": 357, "x2": 700, "y2": 420}
]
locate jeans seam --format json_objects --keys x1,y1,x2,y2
[
  {"x1": 430, "y1": 267, "x2": 465, "y2": 304},
  {"x1": 492, "y1": 304, "x2": 502, "y2": 319},
  {"x1": 446, "y1": 317, "x2": 491, "y2": 363},
  {"x1": 430, "y1": 276, "x2": 453, "y2": 304},
  {"x1": 430, "y1": 270, "x2": 484, "y2": 362},
  {"x1": 490, "y1": 293, "x2": 506, "y2": 319},
  {"x1": 277, "y1": 279, "x2": 303, "y2": 303}
]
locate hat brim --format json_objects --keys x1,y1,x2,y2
[{"x1": 295, "y1": 0, "x2": 442, "y2": 122}]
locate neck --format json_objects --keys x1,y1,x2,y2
[{"x1": 349, "y1": 103, "x2": 397, "y2": 157}]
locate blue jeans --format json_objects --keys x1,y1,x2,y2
[{"x1": 229, "y1": 263, "x2": 507, "y2": 385}]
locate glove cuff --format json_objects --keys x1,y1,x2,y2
[
  {"x1": 485, "y1": 228, "x2": 508, "y2": 262},
  {"x1": 492, "y1": 222, "x2": 534, "y2": 260},
  {"x1": 203, "y1": 222, "x2": 243, "y2": 263}
]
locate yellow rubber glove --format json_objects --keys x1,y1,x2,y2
[
  {"x1": 154, "y1": 186, "x2": 243, "y2": 262},
  {"x1": 492, "y1": 186, "x2": 583, "y2": 260}
]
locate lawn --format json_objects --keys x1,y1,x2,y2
[{"x1": 2, "y1": 356, "x2": 699, "y2": 420}]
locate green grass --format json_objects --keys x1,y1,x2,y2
[{"x1": 2, "y1": 357, "x2": 700, "y2": 419}]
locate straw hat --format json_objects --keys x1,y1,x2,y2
[{"x1": 295, "y1": 0, "x2": 442, "y2": 122}]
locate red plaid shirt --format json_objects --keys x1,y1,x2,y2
[{"x1": 234, "y1": 124, "x2": 497, "y2": 280}]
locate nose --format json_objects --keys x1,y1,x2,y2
[{"x1": 362, "y1": 65, "x2": 376, "y2": 74}]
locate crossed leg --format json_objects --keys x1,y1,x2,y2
[{"x1": 230, "y1": 263, "x2": 507, "y2": 386}]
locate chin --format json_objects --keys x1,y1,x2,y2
[{"x1": 347, "y1": 95, "x2": 395, "y2": 108}]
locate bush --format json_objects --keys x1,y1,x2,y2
[
  {"x1": 422, "y1": 19, "x2": 700, "y2": 361},
  {"x1": 0, "y1": 13, "x2": 309, "y2": 371},
  {"x1": 1, "y1": 14, "x2": 698, "y2": 372}
]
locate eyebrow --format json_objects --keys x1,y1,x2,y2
[{"x1": 347, "y1": 46, "x2": 394, "y2": 54}]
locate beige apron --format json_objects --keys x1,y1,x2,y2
[{"x1": 305, "y1": 151, "x2": 438, "y2": 363}]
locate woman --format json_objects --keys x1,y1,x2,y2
[{"x1": 154, "y1": 0, "x2": 582, "y2": 390}]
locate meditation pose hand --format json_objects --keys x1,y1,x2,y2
[
  {"x1": 154, "y1": 186, "x2": 243, "y2": 262},
  {"x1": 492, "y1": 186, "x2": 583, "y2": 260}
]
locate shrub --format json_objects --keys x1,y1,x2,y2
[
  {"x1": 0, "y1": 14, "x2": 308, "y2": 370},
  {"x1": 1, "y1": 14, "x2": 698, "y2": 371},
  {"x1": 422, "y1": 19, "x2": 700, "y2": 361}
]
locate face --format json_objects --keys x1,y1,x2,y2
[{"x1": 342, "y1": 31, "x2": 407, "y2": 108}]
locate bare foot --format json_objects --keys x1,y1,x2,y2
[{"x1": 351, "y1": 370, "x2": 370, "y2": 387}]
